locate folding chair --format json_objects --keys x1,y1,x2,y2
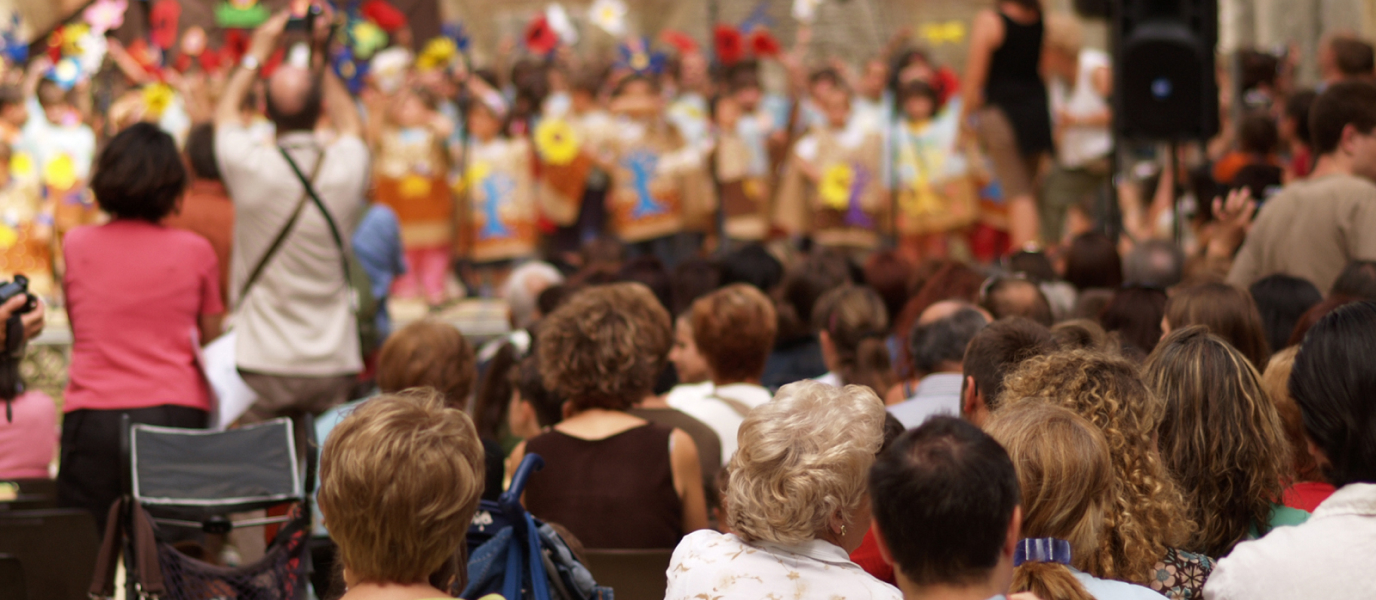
[
  {"x1": 581, "y1": 549, "x2": 674, "y2": 600},
  {"x1": 0, "y1": 508, "x2": 100, "y2": 600},
  {"x1": 89, "y1": 417, "x2": 315, "y2": 600}
]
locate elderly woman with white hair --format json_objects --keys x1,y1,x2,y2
[{"x1": 665, "y1": 381, "x2": 901, "y2": 599}]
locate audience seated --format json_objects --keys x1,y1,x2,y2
[
  {"x1": 1205, "y1": 302, "x2": 1376, "y2": 599},
  {"x1": 813, "y1": 285, "x2": 896, "y2": 397},
  {"x1": 516, "y1": 283, "x2": 708, "y2": 549},
  {"x1": 506, "y1": 352, "x2": 566, "y2": 442},
  {"x1": 1144, "y1": 327, "x2": 1307, "y2": 559},
  {"x1": 666, "y1": 382, "x2": 899, "y2": 599},
  {"x1": 980, "y1": 276, "x2": 1055, "y2": 326},
  {"x1": 987, "y1": 400, "x2": 1167, "y2": 600},
  {"x1": 1260, "y1": 347, "x2": 1337, "y2": 512},
  {"x1": 763, "y1": 250, "x2": 852, "y2": 390},
  {"x1": 869, "y1": 417, "x2": 1034, "y2": 600},
  {"x1": 318, "y1": 390, "x2": 485, "y2": 599},
  {"x1": 666, "y1": 284, "x2": 777, "y2": 468},
  {"x1": 1248, "y1": 274, "x2": 1323, "y2": 352},
  {"x1": 1163, "y1": 282, "x2": 1272, "y2": 370},
  {"x1": 999, "y1": 350, "x2": 1208, "y2": 599},
  {"x1": 960, "y1": 318, "x2": 1056, "y2": 427},
  {"x1": 886, "y1": 302, "x2": 989, "y2": 428}
]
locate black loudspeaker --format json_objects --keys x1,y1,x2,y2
[
  {"x1": 1112, "y1": 0, "x2": 1220, "y2": 140},
  {"x1": 1075, "y1": 0, "x2": 1110, "y2": 19}
]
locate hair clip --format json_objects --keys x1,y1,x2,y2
[{"x1": 1013, "y1": 538, "x2": 1071, "y2": 567}]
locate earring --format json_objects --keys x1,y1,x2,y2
[{"x1": 840, "y1": 524, "x2": 847, "y2": 538}]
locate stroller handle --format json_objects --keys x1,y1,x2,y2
[{"x1": 500, "y1": 453, "x2": 545, "y2": 509}]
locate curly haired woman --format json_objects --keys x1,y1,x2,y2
[
  {"x1": 998, "y1": 349, "x2": 1210, "y2": 599},
  {"x1": 1144, "y1": 326, "x2": 1308, "y2": 558}
]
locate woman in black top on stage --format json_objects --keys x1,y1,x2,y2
[{"x1": 961, "y1": 0, "x2": 1055, "y2": 250}]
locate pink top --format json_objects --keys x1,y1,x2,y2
[
  {"x1": 63, "y1": 220, "x2": 224, "y2": 413},
  {"x1": 0, "y1": 391, "x2": 57, "y2": 479}
]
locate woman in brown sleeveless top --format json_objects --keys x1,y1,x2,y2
[{"x1": 511, "y1": 283, "x2": 709, "y2": 549}]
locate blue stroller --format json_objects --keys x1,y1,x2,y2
[{"x1": 465, "y1": 454, "x2": 612, "y2": 600}]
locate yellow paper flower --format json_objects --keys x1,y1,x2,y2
[
  {"x1": 455, "y1": 161, "x2": 492, "y2": 194},
  {"x1": 819, "y1": 164, "x2": 854, "y2": 211},
  {"x1": 417, "y1": 37, "x2": 458, "y2": 72},
  {"x1": 352, "y1": 21, "x2": 388, "y2": 59},
  {"x1": 0, "y1": 224, "x2": 16, "y2": 250},
  {"x1": 62, "y1": 25, "x2": 92, "y2": 56},
  {"x1": 534, "y1": 119, "x2": 579, "y2": 166},
  {"x1": 399, "y1": 174, "x2": 433, "y2": 198},
  {"x1": 143, "y1": 83, "x2": 175, "y2": 119},
  {"x1": 9, "y1": 153, "x2": 35, "y2": 180},
  {"x1": 920, "y1": 21, "x2": 967, "y2": 46},
  {"x1": 44, "y1": 155, "x2": 78, "y2": 191}
]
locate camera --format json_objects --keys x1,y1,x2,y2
[
  {"x1": 0, "y1": 275, "x2": 37, "y2": 317},
  {"x1": 285, "y1": 4, "x2": 322, "y2": 32}
]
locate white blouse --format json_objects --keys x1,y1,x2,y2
[{"x1": 666, "y1": 530, "x2": 902, "y2": 600}]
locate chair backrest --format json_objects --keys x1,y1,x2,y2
[
  {"x1": 581, "y1": 549, "x2": 674, "y2": 600},
  {"x1": 0, "y1": 554, "x2": 25, "y2": 600},
  {"x1": 130, "y1": 418, "x2": 302, "y2": 514},
  {"x1": 0, "y1": 509, "x2": 100, "y2": 600},
  {"x1": 0, "y1": 478, "x2": 58, "y2": 511}
]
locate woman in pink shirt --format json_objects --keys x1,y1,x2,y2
[{"x1": 56, "y1": 123, "x2": 224, "y2": 530}]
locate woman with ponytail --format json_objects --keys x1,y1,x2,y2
[
  {"x1": 812, "y1": 285, "x2": 896, "y2": 398},
  {"x1": 986, "y1": 400, "x2": 1166, "y2": 600}
]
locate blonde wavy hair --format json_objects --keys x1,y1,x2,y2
[
  {"x1": 988, "y1": 400, "x2": 1112, "y2": 600},
  {"x1": 998, "y1": 350, "x2": 1192, "y2": 584},
  {"x1": 727, "y1": 381, "x2": 887, "y2": 546},
  {"x1": 1144, "y1": 326, "x2": 1290, "y2": 557},
  {"x1": 319, "y1": 389, "x2": 486, "y2": 587}
]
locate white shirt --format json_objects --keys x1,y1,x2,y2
[
  {"x1": 666, "y1": 530, "x2": 902, "y2": 600},
  {"x1": 665, "y1": 382, "x2": 771, "y2": 466},
  {"x1": 217, "y1": 128, "x2": 370, "y2": 376},
  {"x1": 1050, "y1": 49, "x2": 1113, "y2": 168},
  {"x1": 1204, "y1": 483, "x2": 1376, "y2": 600},
  {"x1": 888, "y1": 373, "x2": 964, "y2": 429}
]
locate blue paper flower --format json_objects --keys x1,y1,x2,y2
[
  {"x1": 0, "y1": 14, "x2": 27, "y2": 65},
  {"x1": 443, "y1": 21, "x2": 470, "y2": 52},
  {"x1": 616, "y1": 38, "x2": 666, "y2": 75}
]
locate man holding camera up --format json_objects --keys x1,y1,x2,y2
[{"x1": 213, "y1": 7, "x2": 369, "y2": 431}]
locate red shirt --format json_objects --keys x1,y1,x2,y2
[
  {"x1": 63, "y1": 220, "x2": 224, "y2": 413},
  {"x1": 850, "y1": 526, "x2": 896, "y2": 585},
  {"x1": 1282, "y1": 481, "x2": 1336, "y2": 513}
]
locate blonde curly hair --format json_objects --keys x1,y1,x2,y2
[
  {"x1": 727, "y1": 381, "x2": 887, "y2": 546},
  {"x1": 998, "y1": 349, "x2": 1193, "y2": 585}
]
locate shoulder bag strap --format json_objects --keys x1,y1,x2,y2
[
  {"x1": 278, "y1": 147, "x2": 357, "y2": 311},
  {"x1": 238, "y1": 149, "x2": 327, "y2": 302},
  {"x1": 709, "y1": 388, "x2": 754, "y2": 419}
]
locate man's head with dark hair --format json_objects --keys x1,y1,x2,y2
[
  {"x1": 92, "y1": 123, "x2": 188, "y2": 223},
  {"x1": 1330, "y1": 260, "x2": 1376, "y2": 300},
  {"x1": 184, "y1": 123, "x2": 220, "y2": 181},
  {"x1": 1250, "y1": 274, "x2": 1323, "y2": 352},
  {"x1": 1290, "y1": 301, "x2": 1376, "y2": 486},
  {"x1": 1005, "y1": 250, "x2": 1058, "y2": 284},
  {"x1": 961, "y1": 317, "x2": 1055, "y2": 427},
  {"x1": 870, "y1": 417, "x2": 1021, "y2": 594},
  {"x1": 1308, "y1": 80, "x2": 1376, "y2": 178},
  {"x1": 617, "y1": 256, "x2": 673, "y2": 312},
  {"x1": 265, "y1": 65, "x2": 324, "y2": 133},
  {"x1": 671, "y1": 258, "x2": 721, "y2": 316},
  {"x1": 1123, "y1": 239, "x2": 1185, "y2": 288},
  {"x1": 1330, "y1": 36, "x2": 1376, "y2": 79},
  {"x1": 1284, "y1": 89, "x2": 1320, "y2": 149},
  {"x1": 1063, "y1": 232, "x2": 1123, "y2": 291},
  {"x1": 1237, "y1": 111, "x2": 1281, "y2": 156},
  {"x1": 718, "y1": 243, "x2": 783, "y2": 293},
  {"x1": 980, "y1": 277, "x2": 1054, "y2": 327},
  {"x1": 909, "y1": 304, "x2": 989, "y2": 376}
]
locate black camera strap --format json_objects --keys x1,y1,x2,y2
[{"x1": 2, "y1": 312, "x2": 24, "y2": 423}]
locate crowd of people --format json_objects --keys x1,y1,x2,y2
[{"x1": 0, "y1": 0, "x2": 1375, "y2": 599}]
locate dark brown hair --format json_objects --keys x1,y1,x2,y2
[
  {"x1": 1099, "y1": 286, "x2": 1168, "y2": 356},
  {"x1": 813, "y1": 285, "x2": 894, "y2": 397},
  {"x1": 962, "y1": 317, "x2": 1055, "y2": 409},
  {"x1": 378, "y1": 320, "x2": 477, "y2": 410},
  {"x1": 92, "y1": 123, "x2": 188, "y2": 222},
  {"x1": 1165, "y1": 283, "x2": 1272, "y2": 371},
  {"x1": 691, "y1": 284, "x2": 778, "y2": 383}
]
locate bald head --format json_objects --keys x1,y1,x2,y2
[
  {"x1": 919, "y1": 300, "x2": 993, "y2": 327},
  {"x1": 980, "y1": 278, "x2": 1053, "y2": 327},
  {"x1": 266, "y1": 66, "x2": 323, "y2": 133}
]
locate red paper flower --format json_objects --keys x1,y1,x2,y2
[
  {"x1": 199, "y1": 48, "x2": 225, "y2": 73},
  {"x1": 150, "y1": 0, "x2": 181, "y2": 50},
  {"x1": 749, "y1": 30, "x2": 781, "y2": 58},
  {"x1": 525, "y1": 15, "x2": 558, "y2": 55},
  {"x1": 223, "y1": 29, "x2": 249, "y2": 63},
  {"x1": 714, "y1": 25, "x2": 743, "y2": 66},
  {"x1": 260, "y1": 47, "x2": 285, "y2": 79},
  {"x1": 361, "y1": 0, "x2": 408, "y2": 32},
  {"x1": 660, "y1": 30, "x2": 698, "y2": 55}
]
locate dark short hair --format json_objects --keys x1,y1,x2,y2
[
  {"x1": 718, "y1": 243, "x2": 783, "y2": 293},
  {"x1": 1250, "y1": 274, "x2": 1323, "y2": 352},
  {"x1": 671, "y1": 258, "x2": 720, "y2": 317},
  {"x1": 962, "y1": 317, "x2": 1055, "y2": 407},
  {"x1": 1331, "y1": 36, "x2": 1376, "y2": 77},
  {"x1": 91, "y1": 123, "x2": 188, "y2": 222},
  {"x1": 265, "y1": 73, "x2": 324, "y2": 133},
  {"x1": 1237, "y1": 111, "x2": 1281, "y2": 156},
  {"x1": 617, "y1": 256, "x2": 672, "y2": 312},
  {"x1": 1331, "y1": 260, "x2": 1376, "y2": 300},
  {"x1": 981, "y1": 277, "x2": 1054, "y2": 327},
  {"x1": 1310, "y1": 80, "x2": 1376, "y2": 155},
  {"x1": 512, "y1": 354, "x2": 564, "y2": 428},
  {"x1": 897, "y1": 80, "x2": 939, "y2": 108},
  {"x1": 184, "y1": 123, "x2": 220, "y2": 181},
  {"x1": 870, "y1": 417, "x2": 1020, "y2": 587},
  {"x1": 1064, "y1": 232, "x2": 1123, "y2": 291},
  {"x1": 1165, "y1": 282, "x2": 1272, "y2": 371},
  {"x1": 864, "y1": 251, "x2": 915, "y2": 329},
  {"x1": 1290, "y1": 301, "x2": 1376, "y2": 486},
  {"x1": 1100, "y1": 285, "x2": 1169, "y2": 356},
  {"x1": 909, "y1": 307, "x2": 988, "y2": 374},
  {"x1": 1285, "y1": 89, "x2": 1320, "y2": 147}
]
